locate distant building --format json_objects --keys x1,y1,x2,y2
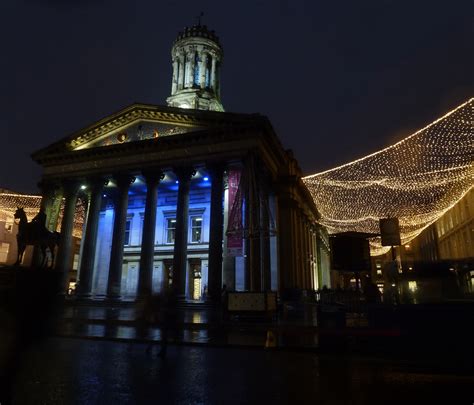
[
  {"x1": 0, "y1": 191, "x2": 42, "y2": 265},
  {"x1": 372, "y1": 188, "x2": 474, "y2": 300},
  {"x1": 0, "y1": 190, "x2": 83, "y2": 287},
  {"x1": 31, "y1": 24, "x2": 330, "y2": 300}
]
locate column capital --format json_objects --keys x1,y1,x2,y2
[
  {"x1": 37, "y1": 180, "x2": 59, "y2": 194},
  {"x1": 86, "y1": 177, "x2": 109, "y2": 191},
  {"x1": 114, "y1": 174, "x2": 136, "y2": 189},
  {"x1": 174, "y1": 167, "x2": 196, "y2": 182},
  {"x1": 61, "y1": 179, "x2": 81, "y2": 196},
  {"x1": 206, "y1": 162, "x2": 226, "y2": 175},
  {"x1": 142, "y1": 169, "x2": 164, "y2": 184}
]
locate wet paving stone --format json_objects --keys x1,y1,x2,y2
[{"x1": 9, "y1": 337, "x2": 474, "y2": 405}]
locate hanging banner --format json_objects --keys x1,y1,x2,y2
[{"x1": 226, "y1": 169, "x2": 243, "y2": 256}]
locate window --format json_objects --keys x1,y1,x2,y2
[
  {"x1": 408, "y1": 281, "x2": 417, "y2": 292},
  {"x1": 4, "y1": 220, "x2": 13, "y2": 233},
  {"x1": 190, "y1": 216, "x2": 202, "y2": 243},
  {"x1": 375, "y1": 261, "x2": 382, "y2": 275},
  {"x1": 139, "y1": 213, "x2": 144, "y2": 245},
  {"x1": 124, "y1": 218, "x2": 132, "y2": 246},
  {"x1": 205, "y1": 56, "x2": 211, "y2": 87},
  {"x1": 193, "y1": 54, "x2": 200, "y2": 86},
  {"x1": 0, "y1": 242, "x2": 10, "y2": 263},
  {"x1": 166, "y1": 217, "x2": 176, "y2": 244}
]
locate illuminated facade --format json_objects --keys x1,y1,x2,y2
[
  {"x1": 166, "y1": 25, "x2": 224, "y2": 111},
  {"x1": 371, "y1": 188, "x2": 473, "y2": 299},
  {"x1": 32, "y1": 25, "x2": 328, "y2": 299}
]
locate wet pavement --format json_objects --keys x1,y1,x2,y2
[
  {"x1": 57, "y1": 302, "x2": 322, "y2": 349},
  {"x1": 10, "y1": 337, "x2": 474, "y2": 404}
]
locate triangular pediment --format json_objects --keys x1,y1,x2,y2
[
  {"x1": 75, "y1": 119, "x2": 202, "y2": 150},
  {"x1": 33, "y1": 103, "x2": 260, "y2": 160}
]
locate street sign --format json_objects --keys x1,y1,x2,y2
[{"x1": 379, "y1": 218, "x2": 401, "y2": 246}]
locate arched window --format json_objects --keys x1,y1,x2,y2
[
  {"x1": 193, "y1": 53, "x2": 201, "y2": 86},
  {"x1": 183, "y1": 59, "x2": 188, "y2": 88},
  {"x1": 205, "y1": 56, "x2": 212, "y2": 88}
]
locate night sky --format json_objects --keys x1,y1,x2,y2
[{"x1": 1, "y1": 0, "x2": 472, "y2": 194}]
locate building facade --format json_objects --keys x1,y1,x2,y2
[
  {"x1": 371, "y1": 188, "x2": 474, "y2": 299},
  {"x1": 32, "y1": 25, "x2": 330, "y2": 300}
]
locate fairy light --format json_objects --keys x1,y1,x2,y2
[
  {"x1": 303, "y1": 98, "x2": 474, "y2": 255},
  {"x1": 0, "y1": 192, "x2": 86, "y2": 238}
]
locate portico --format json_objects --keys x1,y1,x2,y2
[{"x1": 31, "y1": 24, "x2": 329, "y2": 301}]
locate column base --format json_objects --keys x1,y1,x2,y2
[
  {"x1": 174, "y1": 293, "x2": 187, "y2": 303},
  {"x1": 204, "y1": 295, "x2": 222, "y2": 306},
  {"x1": 106, "y1": 294, "x2": 123, "y2": 301}
]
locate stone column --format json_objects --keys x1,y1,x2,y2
[
  {"x1": 77, "y1": 178, "x2": 106, "y2": 297},
  {"x1": 184, "y1": 53, "x2": 192, "y2": 89},
  {"x1": 260, "y1": 188, "x2": 271, "y2": 291},
  {"x1": 244, "y1": 176, "x2": 251, "y2": 290},
  {"x1": 311, "y1": 227, "x2": 318, "y2": 290},
  {"x1": 249, "y1": 160, "x2": 261, "y2": 292},
  {"x1": 300, "y1": 214, "x2": 307, "y2": 289},
  {"x1": 32, "y1": 180, "x2": 56, "y2": 267},
  {"x1": 207, "y1": 164, "x2": 225, "y2": 302},
  {"x1": 200, "y1": 53, "x2": 208, "y2": 89},
  {"x1": 137, "y1": 170, "x2": 163, "y2": 297},
  {"x1": 316, "y1": 227, "x2": 323, "y2": 289},
  {"x1": 172, "y1": 167, "x2": 194, "y2": 298},
  {"x1": 210, "y1": 56, "x2": 217, "y2": 92},
  {"x1": 107, "y1": 175, "x2": 135, "y2": 298},
  {"x1": 303, "y1": 218, "x2": 311, "y2": 289},
  {"x1": 55, "y1": 180, "x2": 79, "y2": 292},
  {"x1": 216, "y1": 61, "x2": 221, "y2": 99},
  {"x1": 171, "y1": 58, "x2": 178, "y2": 94},
  {"x1": 298, "y1": 213, "x2": 306, "y2": 289},
  {"x1": 177, "y1": 54, "x2": 185, "y2": 90},
  {"x1": 188, "y1": 53, "x2": 195, "y2": 87},
  {"x1": 278, "y1": 191, "x2": 297, "y2": 290},
  {"x1": 222, "y1": 173, "x2": 236, "y2": 290}
]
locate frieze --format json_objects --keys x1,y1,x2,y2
[{"x1": 67, "y1": 108, "x2": 206, "y2": 150}]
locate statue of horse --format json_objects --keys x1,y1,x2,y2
[{"x1": 13, "y1": 207, "x2": 60, "y2": 268}]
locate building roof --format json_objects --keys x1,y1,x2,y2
[{"x1": 32, "y1": 103, "x2": 272, "y2": 162}]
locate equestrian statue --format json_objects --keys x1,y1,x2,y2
[{"x1": 13, "y1": 207, "x2": 60, "y2": 268}]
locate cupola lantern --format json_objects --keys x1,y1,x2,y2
[{"x1": 166, "y1": 24, "x2": 224, "y2": 112}]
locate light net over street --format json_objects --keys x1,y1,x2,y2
[{"x1": 303, "y1": 99, "x2": 473, "y2": 255}]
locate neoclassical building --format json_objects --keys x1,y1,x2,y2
[{"x1": 32, "y1": 24, "x2": 330, "y2": 300}]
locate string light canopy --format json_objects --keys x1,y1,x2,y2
[
  {"x1": 0, "y1": 192, "x2": 85, "y2": 238},
  {"x1": 303, "y1": 98, "x2": 474, "y2": 256}
]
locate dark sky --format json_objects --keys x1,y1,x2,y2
[{"x1": 1, "y1": 0, "x2": 472, "y2": 194}]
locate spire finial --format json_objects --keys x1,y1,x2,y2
[{"x1": 196, "y1": 11, "x2": 204, "y2": 26}]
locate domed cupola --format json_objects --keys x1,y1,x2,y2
[{"x1": 166, "y1": 24, "x2": 224, "y2": 112}]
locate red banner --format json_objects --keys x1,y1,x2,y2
[{"x1": 226, "y1": 169, "x2": 243, "y2": 256}]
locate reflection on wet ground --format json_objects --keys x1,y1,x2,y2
[
  {"x1": 58, "y1": 304, "x2": 322, "y2": 349},
  {"x1": 11, "y1": 338, "x2": 474, "y2": 405}
]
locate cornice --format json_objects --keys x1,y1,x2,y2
[
  {"x1": 39, "y1": 125, "x2": 260, "y2": 167},
  {"x1": 31, "y1": 103, "x2": 263, "y2": 161}
]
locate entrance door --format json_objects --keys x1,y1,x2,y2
[{"x1": 188, "y1": 259, "x2": 202, "y2": 300}]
